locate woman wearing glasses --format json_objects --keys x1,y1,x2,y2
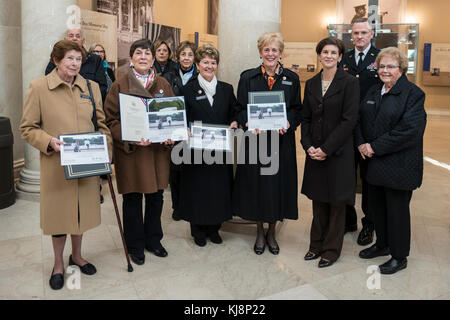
[
  {"x1": 89, "y1": 43, "x2": 115, "y2": 92},
  {"x1": 357, "y1": 47, "x2": 426, "y2": 275}
]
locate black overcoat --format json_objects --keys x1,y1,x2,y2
[
  {"x1": 355, "y1": 74, "x2": 427, "y2": 191},
  {"x1": 341, "y1": 45, "x2": 382, "y2": 102},
  {"x1": 301, "y1": 68, "x2": 360, "y2": 205},
  {"x1": 178, "y1": 79, "x2": 239, "y2": 225},
  {"x1": 232, "y1": 66, "x2": 302, "y2": 223}
]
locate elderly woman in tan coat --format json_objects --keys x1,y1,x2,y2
[
  {"x1": 20, "y1": 40, "x2": 112, "y2": 290},
  {"x1": 104, "y1": 39, "x2": 174, "y2": 266}
]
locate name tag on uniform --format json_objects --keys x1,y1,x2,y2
[
  {"x1": 154, "y1": 93, "x2": 164, "y2": 98},
  {"x1": 367, "y1": 100, "x2": 375, "y2": 104},
  {"x1": 196, "y1": 95, "x2": 207, "y2": 101},
  {"x1": 80, "y1": 94, "x2": 91, "y2": 99},
  {"x1": 282, "y1": 80, "x2": 292, "y2": 86}
]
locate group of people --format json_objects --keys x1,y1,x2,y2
[{"x1": 19, "y1": 17, "x2": 426, "y2": 291}]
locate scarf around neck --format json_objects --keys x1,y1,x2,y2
[
  {"x1": 131, "y1": 65, "x2": 155, "y2": 89},
  {"x1": 197, "y1": 73, "x2": 217, "y2": 106},
  {"x1": 261, "y1": 62, "x2": 283, "y2": 90}
]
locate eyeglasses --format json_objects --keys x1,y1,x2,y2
[
  {"x1": 93, "y1": 50, "x2": 105, "y2": 54},
  {"x1": 378, "y1": 65, "x2": 399, "y2": 70}
]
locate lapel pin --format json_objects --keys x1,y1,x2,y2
[
  {"x1": 283, "y1": 76, "x2": 286, "y2": 80},
  {"x1": 198, "y1": 90, "x2": 202, "y2": 94},
  {"x1": 159, "y1": 89, "x2": 163, "y2": 94}
]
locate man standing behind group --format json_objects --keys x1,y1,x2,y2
[
  {"x1": 45, "y1": 29, "x2": 107, "y2": 101},
  {"x1": 341, "y1": 18, "x2": 381, "y2": 246}
]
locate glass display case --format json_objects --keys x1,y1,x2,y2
[{"x1": 328, "y1": 23, "x2": 419, "y2": 83}]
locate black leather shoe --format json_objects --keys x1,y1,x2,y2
[
  {"x1": 266, "y1": 239, "x2": 280, "y2": 255},
  {"x1": 69, "y1": 255, "x2": 97, "y2": 275},
  {"x1": 304, "y1": 251, "x2": 321, "y2": 261},
  {"x1": 208, "y1": 232, "x2": 223, "y2": 244},
  {"x1": 172, "y1": 210, "x2": 181, "y2": 221},
  {"x1": 318, "y1": 258, "x2": 334, "y2": 268},
  {"x1": 253, "y1": 242, "x2": 265, "y2": 255},
  {"x1": 357, "y1": 226, "x2": 374, "y2": 246},
  {"x1": 49, "y1": 268, "x2": 64, "y2": 290},
  {"x1": 194, "y1": 237, "x2": 207, "y2": 247},
  {"x1": 345, "y1": 224, "x2": 357, "y2": 233},
  {"x1": 379, "y1": 257, "x2": 407, "y2": 274},
  {"x1": 129, "y1": 253, "x2": 145, "y2": 265},
  {"x1": 359, "y1": 244, "x2": 390, "y2": 259},
  {"x1": 146, "y1": 246, "x2": 168, "y2": 257}
]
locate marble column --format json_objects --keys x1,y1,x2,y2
[
  {"x1": 16, "y1": 0, "x2": 78, "y2": 201},
  {"x1": 217, "y1": 0, "x2": 281, "y2": 90}
]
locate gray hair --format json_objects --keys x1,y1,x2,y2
[{"x1": 351, "y1": 18, "x2": 373, "y2": 30}]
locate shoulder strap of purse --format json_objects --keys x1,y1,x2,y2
[{"x1": 86, "y1": 79, "x2": 99, "y2": 131}]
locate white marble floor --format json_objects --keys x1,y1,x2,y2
[{"x1": 0, "y1": 118, "x2": 449, "y2": 300}]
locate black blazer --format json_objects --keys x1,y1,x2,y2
[
  {"x1": 341, "y1": 45, "x2": 382, "y2": 102},
  {"x1": 301, "y1": 68, "x2": 360, "y2": 205},
  {"x1": 236, "y1": 66, "x2": 302, "y2": 132},
  {"x1": 154, "y1": 60, "x2": 177, "y2": 78},
  {"x1": 355, "y1": 74, "x2": 427, "y2": 191},
  {"x1": 164, "y1": 64, "x2": 198, "y2": 96},
  {"x1": 182, "y1": 79, "x2": 239, "y2": 125}
]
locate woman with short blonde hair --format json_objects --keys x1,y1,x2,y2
[{"x1": 375, "y1": 47, "x2": 409, "y2": 74}]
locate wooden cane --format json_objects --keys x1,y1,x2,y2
[{"x1": 106, "y1": 175, "x2": 133, "y2": 272}]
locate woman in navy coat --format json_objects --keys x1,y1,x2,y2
[{"x1": 179, "y1": 44, "x2": 239, "y2": 246}]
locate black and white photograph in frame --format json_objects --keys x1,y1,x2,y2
[
  {"x1": 247, "y1": 102, "x2": 288, "y2": 131},
  {"x1": 189, "y1": 123, "x2": 232, "y2": 152},
  {"x1": 147, "y1": 96, "x2": 188, "y2": 143},
  {"x1": 60, "y1": 133, "x2": 110, "y2": 166}
]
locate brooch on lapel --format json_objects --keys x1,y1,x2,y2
[
  {"x1": 198, "y1": 90, "x2": 202, "y2": 94},
  {"x1": 159, "y1": 89, "x2": 164, "y2": 94},
  {"x1": 282, "y1": 76, "x2": 286, "y2": 81}
]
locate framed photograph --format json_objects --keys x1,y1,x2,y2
[
  {"x1": 60, "y1": 133, "x2": 110, "y2": 166},
  {"x1": 247, "y1": 102, "x2": 288, "y2": 131},
  {"x1": 248, "y1": 90, "x2": 285, "y2": 104},
  {"x1": 119, "y1": 93, "x2": 188, "y2": 142},
  {"x1": 147, "y1": 96, "x2": 188, "y2": 143},
  {"x1": 189, "y1": 123, "x2": 232, "y2": 152}
]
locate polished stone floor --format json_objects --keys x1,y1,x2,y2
[{"x1": 0, "y1": 118, "x2": 449, "y2": 300}]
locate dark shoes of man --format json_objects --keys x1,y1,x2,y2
[
  {"x1": 172, "y1": 210, "x2": 181, "y2": 221},
  {"x1": 130, "y1": 253, "x2": 145, "y2": 265},
  {"x1": 357, "y1": 225, "x2": 374, "y2": 246},
  {"x1": 146, "y1": 245, "x2": 168, "y2": 258},
  {"x1": 49, "y1": 268, "x2": 64, "y2": 290},
  {"x1": 69, "y1": 255, "x2": 97, "y2": 275},
  {"x1": 379, "y1": 258, "x2": 408, "y2": 275},
  {"x1": 359, "y1": 244, "x2": 390, "y2": 259}
]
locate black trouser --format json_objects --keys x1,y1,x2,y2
[
  {"x1": 345, "y1": 151, "x2": 373, "y2": 230},
  {"x1": 309, "y1": 201, "x2": 346, "y2": 262},
  {"x1": 122, "y1": 191, "x2": 164, "y2": 255},
  {"x1": 367, "y1": 184, "x2": 412, "y2": 259},
  {"x1": 190, "y1": 223, "x2": 221, "y2": 239},
  {"x1": 169, "y1": 162, "x2": 181, "y2": 211}
]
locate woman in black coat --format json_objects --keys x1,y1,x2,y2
[
  {"x1": 179, "y1": 44, "x2": 239, "y2": 246},
  {"x1": 233, "y1": 32, "x2": 302, "y2": 255},
  {"x1": 153, "y1": 40, "x2": 177, "y2": 78},
  {"x1": 301, "y1": 37, "x2": 359, "y2": 268},
  {"x1": 166, "y1": 41, "x2": 198, "y2": 221},
  {"x1": 357, "y1": 47, "x2": 426, "y2": 275}
]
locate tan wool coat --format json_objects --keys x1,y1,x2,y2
[
  {"x1": 20, "y1": 69, "x2": 112, "y2": 235},
  {"x1": 104, "y1": 69, "x2": 174, "y2": 194}
]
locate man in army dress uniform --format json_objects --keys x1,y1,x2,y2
[{"x1": 341, "y1": 18, "x2": 382, "y2": 246}]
